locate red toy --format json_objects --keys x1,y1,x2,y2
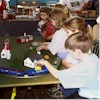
[
  {"x1": 17, "y1": 33, "x2": 33, "y2": 44},
  {"x1": 1, "y1": 39, "x2": 11, "y2": 60}
]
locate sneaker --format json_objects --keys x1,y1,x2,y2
[
  {"x1": 47, "y1": 89, "x2": 64, "y2": 98},
  {"x1": 46, "y1": 84, "x2": 60, "y2": 95}
]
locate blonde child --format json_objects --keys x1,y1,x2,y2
[
  {"x1": 36, "y1": 8, "x2": 68, "y2": 51},
  {"x1": 62, "y1": 16, "x2": 93, "y2": 68},
  {"x1": 53, "y1": 4, "x2": 93, "y2": 43},
  {"x1": 36, "y1": 8, "x2": 67, "y2": 49},
  {"x1": 41, "y1": 4, "x2": 69, "y2": 41},
  {"x1": 37, "y1": 32, "x2": 99, "y2": 99}
]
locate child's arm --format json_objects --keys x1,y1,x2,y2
[
  {"x1": 62, "y1": 59, "x2": 74, "y2": 68},
  {"x1": 46, "y1": 35, "x2": 53, "y2": 40},
  {"x1": 40, "y1": 31, "x2": 46, "y2": 38},
  {"x1": 37, "y1": 59, "x2": 58, "y2": 78},
  {"x1": 87, "y1": 24, "x2": 93, "y2": 42},
  {"x1": 36, "y1": 43, "x2": 49, "y2": 51}
]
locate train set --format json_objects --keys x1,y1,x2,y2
[
  {"x1": 0, "y1": 57, "x2": 62, "y2": 78},
  {"x1": 0, "y1": 36, "x2": 62, "y2": 78}
]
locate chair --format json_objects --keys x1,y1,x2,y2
[{"x1": 92, "y1": 40, "x2": 99, "y2": 58}]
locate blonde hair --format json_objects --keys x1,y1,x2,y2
[
  {"x1": 53, "y1": 4, "x2": 69, "y2": 16},
  {"x1": 49, "y1": 8, "x2": 67, "y2": 29},
  {"x1": 63, "y1": 16, "x2": 85, "y2": 31},
  {"x1": 63, "y1": 16, "x2": 93, "y2": 43}
]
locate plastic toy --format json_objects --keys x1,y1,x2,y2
[
  {"x1": 52, "y1": 57, "x2": 62, "y2": 69},
  {"x1": 44, "y1": 55, "x2": 49, "y2": 59},
  {"x1": 17, "y1": 33, "x2": 33, "y2": 44},
  {"x1": 34, "y1": 66, "x2": 42, "y2": 71},
  {"x1": 25, "y1": 65, "x2": 49, "y2": 76},
  {"x1": 0, "y1": 57, "x2": 62, "y2": 78},
  {"x1": 1, "y1": 39, "x2": 11, "y2": 60},
  {"x1": 24, "y1": 54, "x2": 43, "y2": 68},
  {"x1": 0, "y1": 65, "x2": 48, "y2": 77},
  {"x1": 0, "y1": 66, "x2": 24, "y2": 76}
]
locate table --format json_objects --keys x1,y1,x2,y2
[
  {"x1": 0, "y1": 72, "x2": 60, "y2": 88},
  {"x1": 0, "y1": 19, "x2": 39, "y2": 36},
  {"x1": 0, "y1": 36, "x2": 65, "y2": 88},
  {"x1": 0, "y1": 36, "x2": 64, "y2": 98},
  {"x1": 0, "y1": 17, "x2": 97, "y2": 36}
]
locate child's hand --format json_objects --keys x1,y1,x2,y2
[
  {"x1": 36, "y1": 43, "x2": 49, "y2": 51},
  {"x1": 37, "y1": 59, "x2": 48, "y2": 66},
  {"x1": 36, "y1": 45, "x2": 43, "y2": 51}
]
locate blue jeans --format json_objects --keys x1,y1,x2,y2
[{"x1": 60, "y1": 85, "x2": 79, "y2": 98}]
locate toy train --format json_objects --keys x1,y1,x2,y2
[
  {"x1": 0, "y1": 57, "x2": 62, "y2": 78},
  {"x1": 0, "y1": 65, "x2": 48, "y2": 77},
  {"x1": 0, "y1": 66, "x2": 24, "y2": 76}
]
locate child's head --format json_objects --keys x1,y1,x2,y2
[
  {"x1": 53, "y1": 4, "x2": 69, "y2": 16},
  {"x1": 49, "y1": 8, "x2": 67, "y2": 29},
  {"x1": 65, "y1": 32, "x2": 92, "y2": 59},
  {"x1": 63, "y1": 16, "x2": 86, "y2": 35},
  {"x1": 63, "y1": 16, "x2": 93, "y2": 43},
  {"x1": 39, "y1": 7, "x2": 52, "y2": 21}
]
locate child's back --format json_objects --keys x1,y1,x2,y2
[{"x1": 57, "y1": 33, "x2": 100, "y2": 98}]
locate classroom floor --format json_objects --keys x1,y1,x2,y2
[{"x1": 0, "y1": 85, "x2": 79, "y2": 99}]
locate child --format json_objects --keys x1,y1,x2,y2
[
  {"x1": 36, "y1": 8, "x2": 67, "y2": 50},
  {"x1": 37, "y1": 7, "x2": 56, "y2": 41},
  {"x1": 61, "y1": 17, "x2": 93, "y2": 68},
  {"x1": 41, "y1": 4, "x2": 70, "y2": 41},
  {"x1": 41, "y1": 4, "x2": 69, "y2": 41},
  {"x1": 37, "y1": 7, "x2": 51, "y2": 32},
  {"x1": 37, "y1": 32, "x2": 100, "y2": 99}
]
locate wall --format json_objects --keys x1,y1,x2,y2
[{"x1": 9, "y1": 0, "x2": 59, "y2": 6}]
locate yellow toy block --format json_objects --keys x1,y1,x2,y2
[{"x1": 35, "y1": 66, "x2": 41, "y2": 71}]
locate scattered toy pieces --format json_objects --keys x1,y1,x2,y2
[
  {"x1": 1, "y1": 39, "x2": 11, "y2": 60},
  {"x1": 44, "y1": 55, "x2": 49, "y2": 60},
  {"x1": 37, "y1": 51, "x2": 41, "y2": 55},
  {"x1": 54, "y1": 61, "x2": 58, "y2": 65}
]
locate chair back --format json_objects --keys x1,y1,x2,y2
[{"x1": 92, "y1": 40, "x2": 99, "y2": 58}]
